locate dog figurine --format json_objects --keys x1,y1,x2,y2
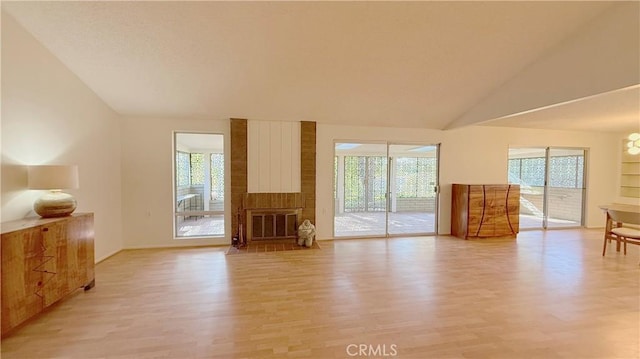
[{"x1": 297, "y1": 219, "x2": 316, "y2": 248}]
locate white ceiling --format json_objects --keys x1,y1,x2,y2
[
  {"x1": 3, "y1": 1, "x2": 638, "y2": 132},
  {"x1": 482, "y1": 85, "x2": 640, "y2": 133}
]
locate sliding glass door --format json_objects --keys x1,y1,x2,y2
[
  {"x1": 334, "y1": 143, "x2": 388, "y2": 237},
  {"x1": 508, "y1": 147, "x2": 585, "y2": 229},
  {"x1": 508, "y1": 148, "x2": 546, "y2": 229},
  {"x1": 334, "y1": 142, "x2": 439, "y2": 238},
  {"x1": 547, "y1": 148, "x2": 585, "y2": 228},
  {"x1": 388, "y1": 144, "x2": 438, "y2": 235}
]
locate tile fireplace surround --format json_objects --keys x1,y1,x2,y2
[{"x1": 243, "y1": 193, "x2": 305, "y2": 241}]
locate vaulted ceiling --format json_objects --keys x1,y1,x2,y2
[{"x1": 3, "y1": 1, "x2": 639, "y2": 132}]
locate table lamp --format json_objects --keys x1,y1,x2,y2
[{"x1": 28, "y1": 165, "x2": 79, "y2": 218}]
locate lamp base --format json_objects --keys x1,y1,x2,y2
[{"x1": 34, "y1": 191, "x2": 77, "y2": 218}]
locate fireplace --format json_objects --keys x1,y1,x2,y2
[
  {"x1": 247, "y1": 209, "x2": 300, "y2": 240},
  {"x1": 244, "y1": 193, "x2": 305, "y2": 241}
]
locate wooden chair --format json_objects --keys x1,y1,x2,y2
[
  {"x1": 602, "y1": 210, "x2": 621, "y2": 256},
  {"x1": 606, "y1": 209, "x2": 640, "y2": 256}
]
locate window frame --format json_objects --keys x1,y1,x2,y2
[{"x1": 173, "y1": 132, "x2": 226, "y2": 239}]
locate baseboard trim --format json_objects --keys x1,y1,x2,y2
[
  {"x1": 119, "y1": 240, "x2": 332, "y2": 252},
  {"x1": 96, "y1": 248, "x2": 123, "y2": 264},
  {"x1": 123, "y1": 242, "x2": 228, "y2": 250}
]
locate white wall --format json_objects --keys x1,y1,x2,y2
[
  {"x1": 1, "y1": 12, "x2": 123, "y2": 262},
  {"x1": 120, "y1": 117, "x2": 230, "y2": 249},
  {"x1": 121, "y1": 119, "x2": 621, "y2": 245},
  {"x1": 316, "y1": 124, "x2": 619, "y2": 239},
  {"x1": 247, "y1": 120, "x2": 301, "y2": 192}
]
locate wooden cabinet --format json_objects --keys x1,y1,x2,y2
[
  {"x1": 1, "y1": 213, "x2": 94, "y2": 336},
  {"x1": 1, "y1": 227, "x2": 43, "y2": 335},
  {"x1": 451, "y1": 184, "x2": 520, "y2": 239}
]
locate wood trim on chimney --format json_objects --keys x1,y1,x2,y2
[
  {"x1": 230, "y1": 118, "x2": 248, "y2": 239},
  {"x1": 300, "y1": 121, "x2": 316, "y2": 224}
]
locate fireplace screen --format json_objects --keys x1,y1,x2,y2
[{"x1": 248, "y1": 210, "x2": 299, "y2": 240}]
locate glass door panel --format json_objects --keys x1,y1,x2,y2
[
  {"x1": 508, "y1": 147, "x2": 586, "y2": 230},
  {"x1": 508, "y1": 147, "x2": 546, "y2": 229},
  {"x1": 388, "y1": 144, "x2": 438, "y2": 235},
  {"x1": 546, "y1": 149, "x2": 585, "y2": 228},
  {"x1": 334, "y1": 143, "x2": 388, "y2": 237}
]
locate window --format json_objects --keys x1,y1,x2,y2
[
  {"x1": 343, "y1": 156, "x2": 387, "y2": 212},
  {"x1": 176, "y1": 151, "x2": 190, "y2": 187},
  {"x1": 334, "y1": 156, "x2": 338, "y2": 199},
  {"x1": 395, "y1": 157, "x2": 437, "y2": 198},
  {"x1": 210, "y1": 153, "x2": 224, "y2": 200},
  {"x1": 549, "y1": 156, "x2": 584, "y2": 188},
  {"x1": 508, "y1": 155, "x2": 584, "y2": 189},
  {"x1": 190, "y1": 153, "x2": 205, "y2": 185}
]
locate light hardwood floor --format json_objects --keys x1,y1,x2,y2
[{"x1": 1, "y1": 229, "x2": 638, "y2": 358}]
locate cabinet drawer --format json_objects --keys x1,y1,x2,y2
[{"x1": 42, "y1": 222, "x2": 70, "y2": 307}]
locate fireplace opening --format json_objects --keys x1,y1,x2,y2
[
  {"x1": 243, "y1": 193, "x2": 305, "y2": 242},
  {"x1": 247, "y1": 209, "x2": 299, "y2": 240}
]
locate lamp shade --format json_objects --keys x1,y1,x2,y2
[{"x1": 28, "y1": 165, "x2": 79, "y2": 190}]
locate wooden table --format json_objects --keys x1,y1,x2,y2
[{"x1": 598, "y1": 203, "x2": 640, "y2": 252}]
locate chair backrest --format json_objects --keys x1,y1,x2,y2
[{"x1": 608, "y1": 209, "x2": 640, "y2": 226}]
